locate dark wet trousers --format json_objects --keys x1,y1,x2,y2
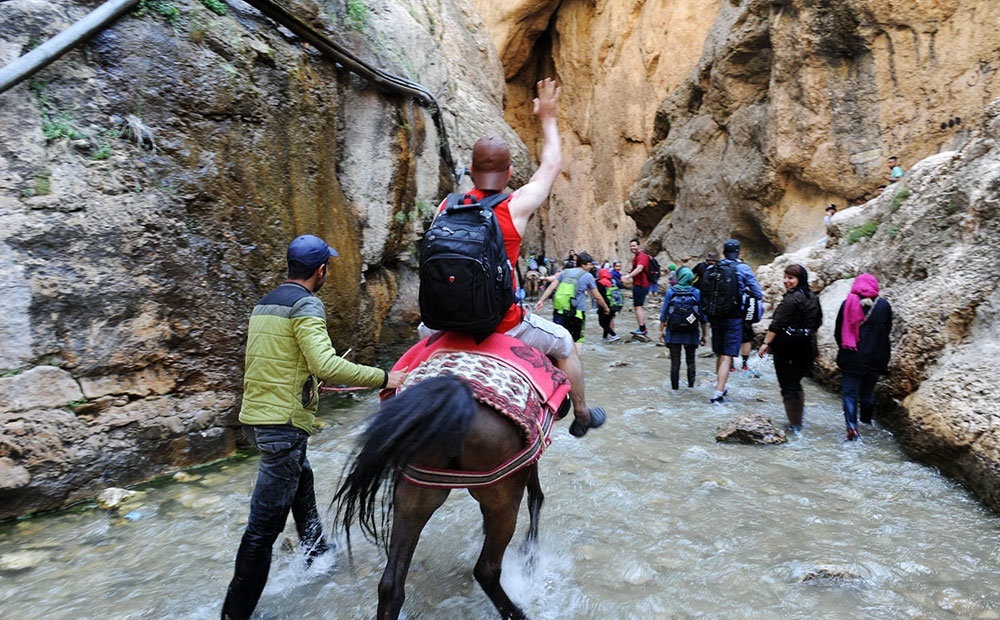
[
  {"x1": 598, "y1": 308, "x2": 617, "y2": 338},
  {"x1": 841, "y1": 372, "x2": 877, "y2": 429},
  {"x1": 221, "y1": 424, "x2": 328, "y2": 620},
  {"x1": 668, "y1": 343, "x2": 696, "y2": 389},
  {"x1": 773, "y1": 353, "x2": 806, "y2": 427}
]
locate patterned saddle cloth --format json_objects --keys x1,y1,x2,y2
[{"x1": 385, "y1": 331, "x2": 571, "y2": 488}]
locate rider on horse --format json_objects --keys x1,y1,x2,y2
[{"x1": 418, "y1": 78, "x2": 606, "y2": 438}]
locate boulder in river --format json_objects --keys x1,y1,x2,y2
[{"x1": 715, "y1": 414, "x2": 787, "y2": 445}]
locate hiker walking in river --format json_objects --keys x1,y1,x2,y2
[
  {"x1": 221, "y1": 234, "x2": 407, "y2": 620},
  {"x1": 757, "y1": 264, "x2": 822, "y2": 433},
  {"x1": 659, "y1": 266, "x2": 707, "y2": 389},
  {"x1": 834, "y1": 273, "x2": 893, "y2": 441}
]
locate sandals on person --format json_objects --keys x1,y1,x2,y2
[{"x1": 569, "y1": 406, "x2": 607, "y2": 438}]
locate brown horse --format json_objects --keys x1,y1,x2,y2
[{"x1": 334, "y1": 375, "x2": 546, "y2": 620}]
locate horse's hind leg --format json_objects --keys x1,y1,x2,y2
[
  {"x1": 523, "y1": 464, "x2": 543, "y2": 556},
  {"x1": 470, "y1": 477, "x2": 530, "y2": 620},
  {"x1": 378, "y1": 481, "x2": 450, "y2": 620}
]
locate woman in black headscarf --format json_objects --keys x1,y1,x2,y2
[{"x1": 758, "y1": 264, "x2": 823, "y2": 433}]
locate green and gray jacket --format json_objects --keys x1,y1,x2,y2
[{"x1": 239, "y1": 282, "x2": 387, "y2": 433}]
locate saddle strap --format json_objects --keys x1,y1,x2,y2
[{"x1": 401, "y1": 410, "x2": 554, "y2": 489}]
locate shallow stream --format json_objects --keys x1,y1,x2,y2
[{"x1": 2, "y1": 308, "x2": 999, "y2": 619}]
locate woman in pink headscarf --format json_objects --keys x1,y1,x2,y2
[{"x1": 834, "y1": 273, "x2": 894, "y2": 441}]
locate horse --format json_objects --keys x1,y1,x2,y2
[{"x1": 334, "y1": 372, "x2": 555, "y2": 620}]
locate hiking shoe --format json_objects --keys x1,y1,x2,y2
[
  {"x1": 741, "y1": 363, "x2": 749, "y2": 371},
  {"x1": 630, "y1": 328, "x2": 647, "y2": 336},
  {"x1": 607, "y1": 334, "x2": 621, "y2": 342},
  {"x1": 846, "y1": 428, "x2": 860, "y2": 442},
  {"x1": 710, "y1": 395, "x2": 724, "y2": 404},
  {"x1": 569, "y1": 407, "x2": 607, "y2": 438}
]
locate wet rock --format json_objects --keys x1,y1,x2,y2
[
  {"x1": 0, "y1": 457, "x2": 30, "y2": 490},
  {"x1": 800, "y1": 564, "x2": 863, "y2": 584},
  {"x1": 715, "y1": 414, "x2": 787, "y2": 445},
  {"x1": 96, "y1": 487, "x2": 139, "y2": 510},
  {"x1": 172, "y1": 471, "x2": 200, "y2": 483},
  {"x1": 0, "y1": 366, "x2": 83, "y2": 412},
  {"x1": 0, "y1": 550, "x2": 51, "y2": 572}
]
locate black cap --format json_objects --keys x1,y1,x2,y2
[
  {"x1": 576, "y1": 252, "x2": 594, "y2": 266},
  {"x1": 723, "y1": 239, "x2": 740, "y2": 254},
  {"x1": 287, "y1": 234, "x2": 338, "y2": 271}
]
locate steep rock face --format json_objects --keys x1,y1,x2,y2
[
  {"x1": 754, "y1": 101, "x2": 1000, "y2": 509},
  {"x1": 632, "y1": 0, "x2": 1000, "y2": 265},
  {"x1": 470, "y1": 0, "x2": 721, "y2": 261},
  {"x1": 0, "y1": 0, "x2": 518, "y2": 518}
]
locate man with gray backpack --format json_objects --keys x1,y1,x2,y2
[{"x1": 701, "y1": 239, "x2": 763, "y2": 403}]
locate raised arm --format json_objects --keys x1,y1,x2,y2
[{"x1": 508, "y1": 78, "x2": 562, "y2": 234}]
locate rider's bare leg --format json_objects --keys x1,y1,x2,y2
[{"x1": 553, "y1": 349, "x2": 593, "y2": 425}]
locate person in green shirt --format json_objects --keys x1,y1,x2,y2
[{"x1": 222, "y1": 234, "x2": 407, "y2": 620}]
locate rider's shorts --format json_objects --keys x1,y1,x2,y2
[
  {"x1": 417, "y1": 310, "x2": 574, "y2": 361},
  {"x1": 505, "y1": 311, "x2": 575, "y2": 359}
]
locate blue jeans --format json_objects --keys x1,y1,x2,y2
[
  {"x1": 841, "y1": 372, "x2": 878, "y2": 430},
  {"x1": 221, "y1": 424, "x2": 327, "y2": 620}
]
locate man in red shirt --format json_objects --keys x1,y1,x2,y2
[
  {"x1": 623, "y1": 238, "x2": 651, "y2": 336},
  {"x1": 420, "y1": 79, "x2": 605, "y2": 437}
]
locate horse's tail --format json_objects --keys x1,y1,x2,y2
[{"x1": 333, "y1": 375, "x2": 476, "y2": 550}]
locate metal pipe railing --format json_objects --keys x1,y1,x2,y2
[
  {"x1": 0, "y1": 0, "x2": 140, "y2": 95},
  {"x1": 239, "y1": 0, "x2": 460, "y2": 185},
  {"x1": 0, "y1": 0, "x2": 461, "y2": 185}
]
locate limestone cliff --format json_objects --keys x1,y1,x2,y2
[
  {"x1": 470, "y1": 0, "x2": 721, "y2": 261},
  {"x1": 755, "y1": 99, "x2": 1000, "y2": 511},
  {"x1": 0, "y1": 0, "x2": 521, "y2": 518},
  {"x1": 631, "y1": 0, "x2": 1000, "y2": 265}
]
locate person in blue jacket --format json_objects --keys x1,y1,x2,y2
[{"x1": 659, "y1": 267, "x2": 707, "y2": 389}]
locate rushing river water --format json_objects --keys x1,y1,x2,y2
[{"x1": 2, "y1": 308, "x2": 999, "y2": 620}]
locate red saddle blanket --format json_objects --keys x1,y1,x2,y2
[{"x1": 383, "y1": 331, "x2": 571, "y2": 488}]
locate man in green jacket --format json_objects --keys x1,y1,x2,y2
[{"x1": 222, "y1": 234, "x2": 407, "y2": 620}]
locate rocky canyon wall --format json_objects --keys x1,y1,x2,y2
[
  {"x1": 0, "y1": 0, "x2": 522, "y2": 519},
  {"x1": 470, "y1": 0, "x2": 721, "y2": 262},
  {"x1": 629, "y1": 0, "x2": 1000, "y2": 265},
  {"x1": 755, "y1": 98, "x2": 1000, "y2": 511}
]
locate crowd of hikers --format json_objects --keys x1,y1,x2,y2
[
  {"x1": 523, "y1": 238, "x2": 892, "y2": 444},
  {"x1": 221, "y1": 77, "x2": 894, "y2": 620}
]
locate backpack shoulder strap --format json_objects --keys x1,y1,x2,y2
[{"x1": 477, "y1": 192, "x2": 510, "y2": 210}]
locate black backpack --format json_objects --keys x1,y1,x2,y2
[
  {"x1": 666, "y1": 289, "x2": 699, "y2": 332},
  {"x1": 418, "y1": 192, "x2": 513, "y2": 333},
  {"x1": 701, "y1": 260, "x2": 743, "y2": 318},
  {"x1": 646, "y1": 255, "x2": 661, "y2": 281}
]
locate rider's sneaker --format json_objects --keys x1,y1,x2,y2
[{"x1": 569, "y1": 407, "x2": 607, "y2": 438}]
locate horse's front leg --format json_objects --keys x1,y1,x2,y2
[{"x1": 378, "y1": 481, "x2": 449, "y2": 620}]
